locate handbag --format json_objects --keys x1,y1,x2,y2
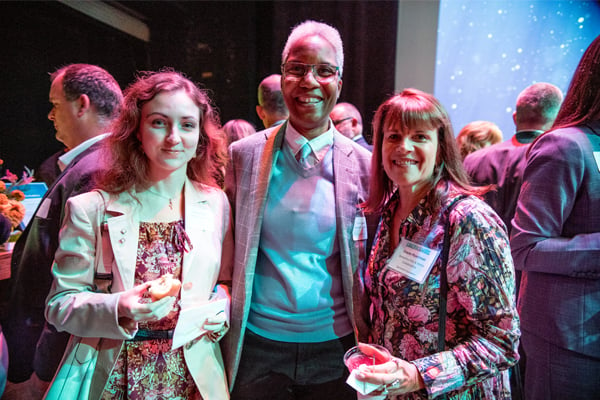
[{"x1": 43, "y1": 336, "x2": 102, "y2": 400}]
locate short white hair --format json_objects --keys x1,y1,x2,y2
[{"x1": 281, "y1": 20, "x2": 344, "y2": 78}]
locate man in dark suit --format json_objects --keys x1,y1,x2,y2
[
  {"x1": 1, "y1": 64, "x2": 122, "y2": 398},
  {"x1": 463, "y1": 82, "x2": 562, "y2": 399},
  {"x1": 510, "y1": 36, "x2": 600, "y2": 400},
  {"x1": 223, "y1": 20, "x2": 374, "y2": 400},
  {"x1": 330, "y1": 102, "x2": 372, "y2": 151},
  {"x1": 33, "y1": 148, "x2": 67, "y2": 188},
  {"x1": 463, "y1": 82, "x2": 563, "y2": 235}
]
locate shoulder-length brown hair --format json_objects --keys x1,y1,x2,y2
[
  {"x1": 97, "y1": 70, "x2": 227, "y2": 193},
  {"x1": 362, "y1": 88, "x2": 487, "y2": 214}
]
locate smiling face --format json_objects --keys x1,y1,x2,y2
[
  {"x1": 381, "y1": 119, "x2": 439, "y2": 199},
  {"x1": 282, "y1": 35, "x2": 342, "y2": 139},
  {"x1": 139, "y1": 90, "x2": 201, "y2": 180}
]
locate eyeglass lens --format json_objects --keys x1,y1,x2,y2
[{"x1": 282, "y1": 62, "x2": 338, "y2": 81}]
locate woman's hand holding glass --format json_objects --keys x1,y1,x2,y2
[
  {"x1": 354, "y1": 344, "x2": 425, "y2": 396},
  {"x1": 117, "y1": 282, "x2": 177, "y2": 331}
]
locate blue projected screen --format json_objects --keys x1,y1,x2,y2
[{"x1": 435, "y1": 0, "x2": 600, "y2": 140}]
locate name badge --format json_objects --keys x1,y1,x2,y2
[
  {"x1": 386, "y1": 238, "x2": 440, "y2": 284},
  {"x1": 352, "y1": 215, "x2": 367, "y2": 241}
]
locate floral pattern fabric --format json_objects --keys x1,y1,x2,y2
[
  {"x1": 364, "y1": 184, "x2": 519, "y2": 399},
  {"x1": 101, "y1": 220, "x2": 200, "y2": 400}
]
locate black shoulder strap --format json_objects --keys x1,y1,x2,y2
[{"x1": 438, "y1": 197, "x2": 465, "y2": 352}]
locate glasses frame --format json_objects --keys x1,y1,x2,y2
[
  {"x1": 281, "y1": 62, "x2": 340, "y2": 83},
  {"x1": 332, "y1": 116, "x2": 353, "y2": 126}
]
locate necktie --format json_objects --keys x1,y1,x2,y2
[{"x1": 296, "y1": 143, "x2": 315, "y2": 169}]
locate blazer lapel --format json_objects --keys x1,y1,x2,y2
[
  {"x1": 104, "y1": 192, "x2": 139, "y2": 290},
  {"x1": 253, "y1": 123, "x2": 285, "y2": 218},
  {"x1": 332, "y1": 132, "x2": 364, "y2": 332},
  {"x1": 246, "y1": 123, "x2": 285, "y2": 259},
  {"x1": 239, "y1": 124, "x2": 285, "y2": 317},
  {"x1": 182, "y1": 179, "x2": 209, "y2": 283},
  {"x1": 333, "y1": 131, "x2": 360, "y2": 255}
]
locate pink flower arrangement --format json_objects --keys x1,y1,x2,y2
[{"x1": 1, "y1": 158, "x2": 34, "y2": 228}]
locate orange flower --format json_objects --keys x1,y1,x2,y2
[
  {"x1": 1, "y1": 159, "x2": 31, "y2": 227},
  {"x1": 2, "y1": 200, "x2": 25, "y2": 228},
  {"x1": 10, "y1": 190, "x2": 25, "y2": 201}
]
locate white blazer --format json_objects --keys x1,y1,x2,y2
[{"x1": 45, "y1": 179, "x2": 234, "y2": 400}]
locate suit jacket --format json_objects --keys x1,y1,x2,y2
[
  {"x1": 34, "y1": 149, "x2": 66, "y2": 188},
  {"x1": 463, "y1": 130, "x2": 540, "y2": 235},
  {"x1": 510, "y1": 122, "x2": 600, "y2": 358},
  {"x1": 221, "y1": 122, "x2": 374, "y2": 389},
  {"x1": 354, "y1": 135, "x2": 373, "y2": 152},
  {"x1": 44, "y1": 179, "x2": 233, "y2": 399},
  {"x1": 3, "y1": 140, "x2": 107, "y2": 382}
]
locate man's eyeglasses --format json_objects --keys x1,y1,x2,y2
[
  {"x1": 332, "y1": 117, "x2": 352, "y2": 126},
  {"x1": 281, "y1": 62, "x2": 340, "y2": 83}
]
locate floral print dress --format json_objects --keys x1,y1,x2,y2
[
  {"x1": 364, "y1": 184, "x2": 520, "y2": 399},
  {"x1": 101, "y1": 220, "x2": 201, "y2": 400}
]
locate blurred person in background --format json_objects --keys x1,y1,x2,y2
[
  {"x1": 456, "y1": 120, "x2": 502, "y2": 159},
  {"x1": 256, "y1": 74, "x2": 289, "y2": 129},
  {"x1": 510, "y1": 35, "x2": 600, "y2": 400},
  {"x1": 331, "y1": 102, "x2": 372, "y2": 151},
  {"x1": 223, "y1": 119, "x2": 256, "y2": 145}
]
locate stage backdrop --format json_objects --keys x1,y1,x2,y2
[{"x1": 435, "y1": 0, "x2": 600, "y2": 140}]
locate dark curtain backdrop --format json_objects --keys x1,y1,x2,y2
[{"x1": 0, "y1": 1, "x2": 397, "y2": 174}]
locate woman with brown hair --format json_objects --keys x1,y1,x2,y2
[
  {"x1": 44, "y1": 70, "x2": 233, "y2": 399},
  {"x1": 355, "y1": 89, "x2": 519, "y2": 399}
]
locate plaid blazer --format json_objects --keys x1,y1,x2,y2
[
  {"x1": 221, "y1": 122, "x2": 374, "y2": 389},
  {"x1": 511, "y1": 122, "x2": 600, "y2": 358}
]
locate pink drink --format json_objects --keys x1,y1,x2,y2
[
  {"x1": 345, "y1": 353, "x2": 379, "y2": 371},
  {"x1": 343, "y1": 344, "x2": 391, "y2": 371}
]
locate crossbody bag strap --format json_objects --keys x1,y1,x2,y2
[{"x1": 438, "y1": 197, "x2": 465, "y2": 352}]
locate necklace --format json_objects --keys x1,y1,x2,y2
[{"x1": 146, "y1": 188, "x2": 178, "y2": 210}]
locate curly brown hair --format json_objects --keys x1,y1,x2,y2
[{"x1": 97, "y1": 70, "x2": 227, "y2": 193}]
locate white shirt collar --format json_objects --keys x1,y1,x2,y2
[
  {"x1": 284, "y1": 121, "x2": 334, "y2": 162},
  {"x1": 58, "y1": 133, "x2": 108, "y2": 171}
]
